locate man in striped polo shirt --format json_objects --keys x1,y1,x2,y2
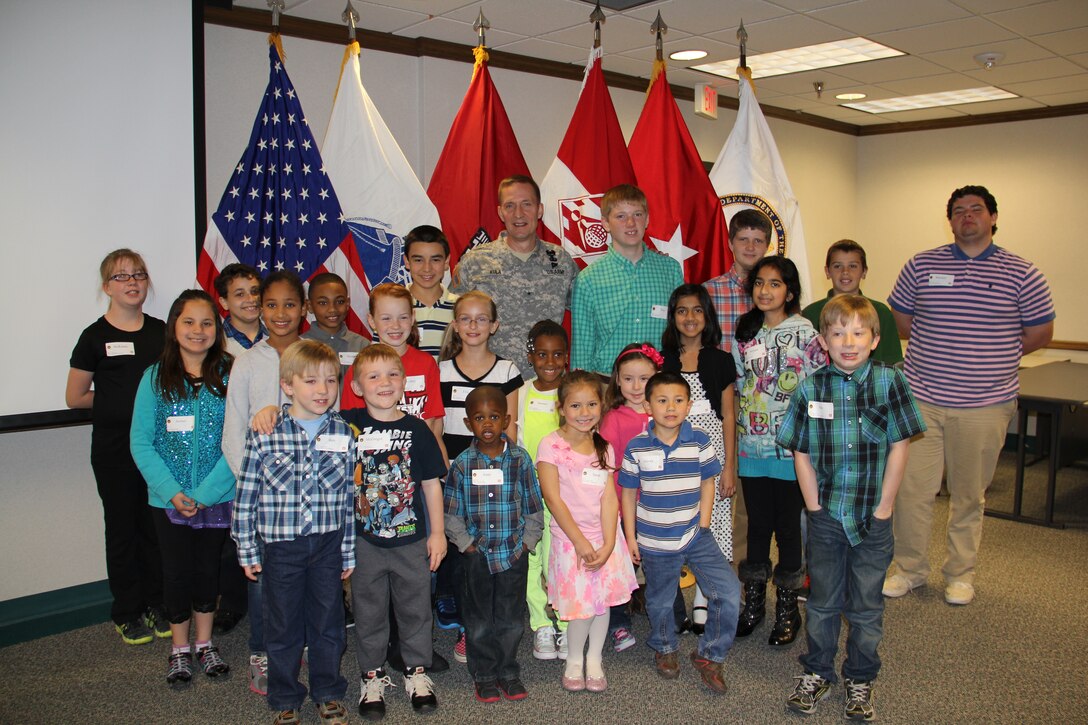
[{"x1": 882, "y1": 185, "x2": 1055, "y2": 606}]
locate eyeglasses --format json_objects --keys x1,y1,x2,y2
[
  {"x1": 456, "y1": 315, "x2": 493, "y2": 327},
  {"x1": 109, "y1": 272, "x2": 149, "y2": 282}
]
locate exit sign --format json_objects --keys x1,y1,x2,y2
[{"x1": 695, "y1": 83, "x2": 718, "y2": 120}]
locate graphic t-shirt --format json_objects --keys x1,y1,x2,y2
[
  {"x1": 341, "y1": 408, "x2": 447, "y2": 547},
  {"x1": 340, "y1": 345, "x2": 444, "y2": 420}
]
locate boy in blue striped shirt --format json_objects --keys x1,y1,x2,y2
[{"x1": 619, "y1": 372, "x2": 741, "y2": 694}]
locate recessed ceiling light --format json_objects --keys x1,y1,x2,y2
[
  {"x1": 842, "y1": 86, "x2": 1017, "y2": 113},
  {"x1": 836, "y1": 92, "x2": 867, "y2": 101},
  {"x1": 670, "y1": 49, "x2": 708, "y2": 61},
  {"x1": 691, "y1": 38, "x2": 903, "y2": 79}
]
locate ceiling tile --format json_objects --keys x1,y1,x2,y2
[
  {"x1": 492, "y1": 37, "x2": 589, "y2": 64},
  {"x1": 447, "y1": 0, "x2": 593, "y2": 35},
  {"x1": 543, "y1": 12, "x2": 680, "y2": 53},
  {"x1": 1030, "y1": 27, "x2": 1088, "y2": 56},
  {"x1": 621, "y1": 0, "x2": 790, "y2": 34},
  {"x1": 706, "y1": 13, "x2": 853, "y2": 54},
  {"x1": 394, "y1": 16, "x2": 523, "y2": 46},
  {"x1": 922, "y1": 38, "x2": 1055, "y2": 71},
  {"x1": 953, "y1": 96, "x2": 1046, "y2": 114},
  {"x1": 962, "y1": 57, "x2": 1085, "y2": 85},
  {"x1": 1068, "y1": 52, "x2": 1088, "y2": 70},
  {"x1": 1003, "y1": 73, "x2": 1088, "y2": 95},
  {"x1": 988, "y1": 0, "x2": 1088, "y2": 37},
  {"x1": 237, "y1": 0, "x2": 428, "y2": 32},
  {"x1": 601, "y1": 53, "x2": 657, "y2": 79},
  {"x1": 949, "y1": 0, "x2": 1053, "y2": 12},
  {"x1": 876, "y1": 71, "x2": 989, "y2": 95},
  {"x1": 367, "y1": 0, "x2": 480, "y2": 15},
  {"x1": 1032, "y1": 89, "x2": 1088, "y2": 105},
  {"x1": 748, "y1": 70, "x2": 860, "y2": 95},
  {"x1": 872, "y1": 17, "x2": 1017, "y2": 55},
  {"x1": 653, "y1": 35, "x2": 740, "y2": 65},
  {"x1": 810, "y1": 0, "x2": 971, "y2": 36},
  {"x1": 864, "y1": 106, "x2": 970, "y2": 122},
  {"x1": 771, "y1": 0, "x2": 858, "y2": 10},
  {"x1": 832, "y1": 55, "x2": 950, "y2": 83}
]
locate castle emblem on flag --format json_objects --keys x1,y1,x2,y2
[{"x1": 558, "y1": 194, "x2": 609, "y2": 262}]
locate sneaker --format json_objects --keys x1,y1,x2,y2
[
  {"x1": 453, "y1": 629, "x2": 467, "y2": 663},
  {"x1": 435, "y1": 596, "x2": 461, "y2": 630},
  {"x1": 654, "y1": 651, "x2": 680, "y2": 680},
  {"x1": 786, "y1": 672, "x2": 832, "y2": 715},
  {"x1": 318, "y1": 700, "x2": 349, "y2": 724},
  {"x1": 115, "y1": 618, "x2": 154, "y2": 646},
  {"x1": 532, "y1": 625, "x2": 557, "y2": 660},
  {"x1": 497, "y1": 676, "x2": 528, "y2": 701},
  {"x1": 145, "y1": 606, "x2": 172, "y2": 639},
  {"x1": 166, "y1": 650, "x2": 193, "y2": 689},
  {"x1": 882, "y1": 574, "x2": 920, "y2": 598},
  {"x1": 404, "y1": 666, "x2": 438, "y2": 712},
  {"x1": 249, "y1": 653, "x2": 268, "y2": 696},
  {"x1": 689, "y1": 651, "x2": 727, "y2": 694},
  {"x1": 797, "y1": 574, "x2": 811, "y2": 602},
  {"x1": 556, "y1": 631, "x2": 568, "y2": 661},
  {"x1": 843, "y1": 678, "x2": 875, "y2": 721},
  {"x1": 610, "y1": 627, "x2": 637, "y2": 653},
  {"x1": 945, "y1": 581, "x2": 975, "y2": 605},
  {"x1": 358, "y1": 669, "x2": 393, "y2": 720},
  {"x1": 272, "y1": 710, "x2": 301, "y2": 725},
  {"x1": 197, "y1": 645, "x2": 230, "y2": 678},
  {"x1": 474, "y1": 680, "x2": 502, "y2": 704}
]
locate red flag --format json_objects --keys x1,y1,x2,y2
[
  {"x1": 540, "y1": 46, "x2": 637, "y2": 268},
  {"x1": 628, "y1": 60, "x2": 732, "y2": 284},
  {"x1": 427, "y1": 47, "x2": 530, "y2": 270}
]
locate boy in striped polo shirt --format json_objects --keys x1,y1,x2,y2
[
  {"x1": 406, "y1": 225, "x2": 459, "y2": 361},
  {"x1": 883, "y1": 185, "x2": 1054, "y2": 607},
  {"x1": 620, "y1": 372, "x2": 741, "y2": 694}
]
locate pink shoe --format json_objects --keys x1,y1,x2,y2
[
  {"x1": 585, "y1": 674, "x2": 607, "y2": 693},
  {"x1": 561, "y1": 674, "x2": 585, "y2": 692}
]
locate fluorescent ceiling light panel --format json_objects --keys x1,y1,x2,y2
[
  {"x1": 692, "y1": 38, "x2": 903, "y2": 80},
  {"x1": 842, "y1": 86, "x2": 1017, "y2": 113}
]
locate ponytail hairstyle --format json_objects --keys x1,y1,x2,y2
[
  {"x1": 156, "y1": 289, "x2": 232, "y2": 402},
  {"x1": 439, "y1": 290, "x2": 498, "y2": 361},
  {"x1": 661, "y1": 283, "x2": 722, "y2": 354},
  {"x1": 558, "y1": 370, "x2": 612, "y2": 472},
  {"x1": 369, "y1": 283, "x2": 421, "y2": 348},
  {"x1": 604, "y1": 342, "x2": 664, "y2": 411},
  {"x1": 734, "y1": 255, "x2": 803, "y2": 343}
]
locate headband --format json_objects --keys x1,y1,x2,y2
[{"x1": 618, "y1": 344, "x2": 663, "y2": 369}]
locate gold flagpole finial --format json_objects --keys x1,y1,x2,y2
[{"x1": 342, "y1": 0, "x2": 360, "y2": 41}]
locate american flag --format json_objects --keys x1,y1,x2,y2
[{"x1": 198, "y1": 40, "x2": 367, "y2": 331}]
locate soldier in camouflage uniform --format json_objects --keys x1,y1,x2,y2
[{"x1": 450, "y1": 176, "x2": 579, "y2": 368}]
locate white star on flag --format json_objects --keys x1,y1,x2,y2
[{"x1": 650, "y1": 224, "x2": 697, "y2": 265}]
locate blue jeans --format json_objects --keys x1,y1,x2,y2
[
  {"x1": 640, "y1": 529, "x2": 740, "y2": 663},
  {"x1": 801, "y1": 508, "x2": 893, "y2": 683},
  {"x1": 263, "y1": 529, "x2": 348, "y2": 710}
]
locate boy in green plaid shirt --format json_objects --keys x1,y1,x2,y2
[{"x1": 775, "y1": 295, "x2": 925, "y2": 722}]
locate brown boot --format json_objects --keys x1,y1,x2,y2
[
  {"x1": 689, "y1": 651, "x2": 727, "y2": 693},
  {"x1": 654, "y1": 651, "x2": 680, "y2": 679}
]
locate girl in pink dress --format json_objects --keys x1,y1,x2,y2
[{"x1": 537, "y1": 371, "x2": 638, "y2": 694}]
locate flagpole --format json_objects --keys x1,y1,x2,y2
[
  {"x1": 651, "y1": 11, "x2": 667, "y2": 63},
  {"x1": 267, "y1": 0, "x2": 286, "y2": 59},
  {"x1": 342, "y1": 0, "x2": 359, "y2": 41},
  {"x1": 590, "y1": 2, "x2": 605, "y2": 50}
]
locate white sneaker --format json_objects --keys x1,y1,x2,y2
[
  {"x1": 532, "y1": 626, "x2": 557, "y2": 660},
  {"x1": 882, "y1": 574, "x2": 919, "y2": 598},
  {"x1": 944, "y1": 581, "x2": 975, "y2": 605},
  {"x1": 556, "y1": 631, "x2": 568, "y2": 661}
]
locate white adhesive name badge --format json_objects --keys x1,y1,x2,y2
[
  {"x1": 472, "y1": 468, "x2": 504, "y2": 486},
  {"x1": 404, "y1": 375, "x2": 426, "y2": 393},
  {"x1": 638, "y1": 450, "x2": 666, "y2": 471},
  {"x1": 338, "y1": 351, "x2": 357, "y2": 367},
  {"x1": 105, "y1": 342, "x2": 135, "y2": 357},
  {"x1": 452, "y1": 385, "x2": 472, "y2": 402},
  {"x1": 690, "y1": 399, "x2": 712, "y2": 416},
  {"x1": 928, "y1": 273, "x2": 955, "y2": 287},
  {"x1": 166, "y1": 415, "x2": 195, "y2": 433},
  {"x1": 358, "y1": 432, "x2": 393, "y2": 451},
  {"x1": 582, "y1": 468, "x2": 608, "y2": 486},
  {"x1": 315, "y1": 434, "x2": 350, "y2": 453},
  {"x1": 651, "y1": 304, "x2": 668, "y2": 320},
  {"x1": 528, "y1": 398, "x2": 556, "y2": 413},
  {"x1": 808, "y1": 401, "x2": 835, "y2": 420},
  {"x1": 744, "y1": 342, "x2": 766, "y2": 362}
]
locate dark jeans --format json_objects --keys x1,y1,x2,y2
[
  {"x1": 262, "y1": 529, "x2": 348, "y2": 710},
  {"x1": 460, "y1": 550, "x2": 529, "y2": 682},
  {"x1": 217, "y1": 534, "x2": 249, "y2": 614},
  {"x1": 741, "y1": 476, "x2": 804, "y2": 576},
  {"x1": 151, "y1": 509, "x2": 226, "y2": 623},
  {"x1": 92, "y1": 458, "x2": 162, "y2": 623},
  {"x1": 801, "y1": 508, "x2": 893, "y2": 683}
]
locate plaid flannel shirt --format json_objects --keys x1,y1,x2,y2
[{"x1": 703, "y1": 268, "x2": 751, "y2": 353}]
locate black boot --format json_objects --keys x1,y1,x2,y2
[
  {"x1": 768, "y1": 587, "x2": 802, "y2": 646},
  {"x1": 735, "y1": 579, "x2": 766, "y2": 637}
]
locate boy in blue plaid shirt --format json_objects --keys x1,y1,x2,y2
[
  {"x1": 776, "y1": 295, "x2": 925, "y2": 722},
  {"x1": 231, "y1": 340, "x2": 355, "y2": 725},
  {"x1": 444, "y1": 386, "x2": 544, "y2": 704}
]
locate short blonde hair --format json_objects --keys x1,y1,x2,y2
[
  {"x1": 601, "y1": 184, "x2": 648, "y2": 219},
  {"x1": 351, "y1": 343, "x2": 405, "y2": 379},
  {"x1": 280, "y1": 339, "x2": 339, "y2": 383},
  {"x1": 99, "y1": 248, "x2": 150, "y2": 285},
  {"x1": 820, "y1": 295, "x2": 880, "y2": 337}
]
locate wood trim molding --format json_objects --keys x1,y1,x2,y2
[
  {"x1": 1048, "y1": 340, "x2": 1088, "y2": 352},
  {"x1": 856, "y1": 103, "x2": 1088, "y2": 136}
]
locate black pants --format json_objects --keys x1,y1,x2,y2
[
  {"x1": 92, "y1": 458, "x2": 163, "y2": 624},
  {"x1": 460, "y1": 550, "x2": 528, "y2": 683},
  {"x1": 741, "y1": 476, "x2": 803, "y2": 577},
  {"x1": 152, "y1": 509, "x2": 227, "y2": 623},
  {"x1": 217, "y1": 534, "x2": 248, "y2": 613}
]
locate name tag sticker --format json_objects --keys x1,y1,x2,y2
[
  {"x1": 808, "y1": 401, "x2": 835, "y2": 420},
  {"x1": 315, "y1": 434, "x2": 350, "y2": 453},
  {"x1": 744, "y1": 342, "x2": 766, "y2": 362},
  {"x1": 472, "y1": 468, "x2": 504, "y2": 486},
  {"x1": 582, "y1": 468, "x2": 608, "y2": 486},
  {"x1": 528, "y1": 398, "x2": 556, "y2": 413},
  {"x1": 638, "y1": 450, "x2": 665, "y2": 471},
  {"x1": 105, "y1": 342, "x2": 135, "y2": 357},
  {"x1": 928, "y1": 273, "x2": 955, "y2": 287},
  {"x1": 166, "y1": 415, "x2": 194, "y2": 432},
  {"x1": 452, "y1": 385, "x2": 472, "y2": 402},
  {"x1": 358, "y1": 432, "x2": 392, "y2": 451},
  {"x1": 651, "y1": 304, "x2": 668, "y2": 320},
  {"x1": 404, "y1": 375, "x2": 426, "y2": 393},
  {"x1": 338, "y1": 351, "x2": 357, "y2": 366},
  {"x1": 690, "y1": 399, "x2": 712, "y2": 416}
]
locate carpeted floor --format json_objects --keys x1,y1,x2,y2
[{"x1": 2, "y1": 451, "x2": 1086, "y2": 724}]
